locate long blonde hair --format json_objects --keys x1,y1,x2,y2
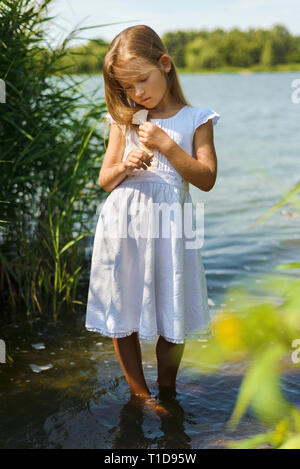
[{"x1": 102, "y1": 25, "x2": 190, "y2": 143}]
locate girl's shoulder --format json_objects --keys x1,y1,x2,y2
[
  {"x1": 104, "y1": 112, "x2": 127, "y2": 137},
  {"x1": 185, "y1": 105, "x2": 220, "y2": 129}
]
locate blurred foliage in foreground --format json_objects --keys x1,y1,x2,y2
[{"x1": 184, "y1": 180, "x2": 300, "y2": 449}]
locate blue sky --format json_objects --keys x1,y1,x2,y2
[{"x1": 48, "y1": 0, "x2": 300, "y2": 47}]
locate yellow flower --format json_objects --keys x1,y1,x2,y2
[
  {"x1": 212, "y1": 313, "x2": 245, "y2": 352},
  {"x1": 272, "y1": 419, "x2": 289, "y2": 446}
]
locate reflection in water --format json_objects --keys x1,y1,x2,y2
[
  {"x1": 156, "y1": 391, "x2": 191, "y2": 449},
  {"x1": 112, "y1": 391, "x2": 191, "y2": 449},
  {"x1": 112, "y1": 394, "x2": 153, "y2": 449}
]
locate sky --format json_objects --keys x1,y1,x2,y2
[{"x1": 46, "y1": 0, "x2": 300, "y2": 47}]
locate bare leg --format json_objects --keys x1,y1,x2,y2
[
  {"x1": 112, "y1": 332, "x2": 169, "y2": 416},
  {"x1": 112, "y1": 332, "x2": 151, "y2": 398},
  {"x1": 156, "y1": 335, "x2": 185, "y2": 393}
]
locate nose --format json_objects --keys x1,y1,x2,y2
[{"x1": 135, "y1": 86, "x2": 144, "y2": 97}]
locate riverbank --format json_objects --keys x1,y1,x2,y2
[{"x1": 176, "y1": 63, "x2": 300, "y2": 74}]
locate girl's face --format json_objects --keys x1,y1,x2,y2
[{"x1": 114, "y1": 56, "x2": 171, "y2": 109}]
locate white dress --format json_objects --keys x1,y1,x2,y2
[{"x1": 85, "y1": 104, "x2": 220, "y2": 344}]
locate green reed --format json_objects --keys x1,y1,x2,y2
[{"x1": 0, "y1": 0, "x2": 112, "y2": 322}]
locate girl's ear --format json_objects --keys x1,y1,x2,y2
[{"x1": 159, "y1": 54, "x2": 172, "y2": 74}]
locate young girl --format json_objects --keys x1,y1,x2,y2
[{"x1": 85, "y1": 25, "x2": 220, "y2": 413}]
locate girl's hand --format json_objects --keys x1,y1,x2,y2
[
  {"x1": 138, "y1": 122, "x2": 171, "y2": 152},
  {"x1": 123, "y1": 148, "x2": 154, "y2": 175}
]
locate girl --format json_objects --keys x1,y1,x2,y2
[{"x1": 85, "y1": 25, "x2": 220, "y2": 413}]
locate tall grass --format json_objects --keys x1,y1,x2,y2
[{"x1": 0, "y1": 0, "x2": 108, "y2": 323}]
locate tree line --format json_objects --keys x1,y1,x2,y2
[{"x1": 52, "y1": 24, "x2": 300, "y2": 75}]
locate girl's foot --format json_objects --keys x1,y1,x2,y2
[
  {"x1": 131, "y1": 393, "x2": 169, "y2": 416},
  {"x1": 144, "y1": 396, "x2": 170, "y2": 416}
]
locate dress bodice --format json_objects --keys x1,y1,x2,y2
[{"x1": 105, "y1": 105, "x2": 220, "y2": 188}]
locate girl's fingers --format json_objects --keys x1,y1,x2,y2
[
  {"x1": 126, "y1": 152, "x2": 153, "y2": 170},
  {"x1": 134, "y1": 153, "x2": 153, "y2": 165},
  {"x1": 144, "y1": 151, "x2": 154, "y2": 158},
  {"x1": 130, "y1": 150, "x2": 153, "y2": 160},
  {"x1": 130, "y1": 156, "x2": 142, "y2": 165},
  {"x1": 130, "y1": 156, "x2": 147, "y2": 168},
  {"x1": 140, "y1": 152, "x2": 154, "y2": 164}
]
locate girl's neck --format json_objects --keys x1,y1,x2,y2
[{"x1": 148, "y1": 100, "x2": 185, "y2": 119}]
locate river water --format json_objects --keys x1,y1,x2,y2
[{"x1": 1, "y1": 71, "x2": 300, "y2": 449}]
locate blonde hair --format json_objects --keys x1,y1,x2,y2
[{"x1": 102, "y1": 25, "x2": 190, "y2": 145}]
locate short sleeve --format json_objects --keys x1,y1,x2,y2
[
  {"x1": 105, "y1": 112, "x2": 126, "y2": 137},
  {"x1": 193, "y1": 108, "x2": 220, "y2": 132}
]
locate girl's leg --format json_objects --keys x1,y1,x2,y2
[
  {"x1": 112, "y1": 332, "x2": 151, "y2": 398},
  {"x1": 156, "y1": 335, "x2": 185, "y2": 392}
]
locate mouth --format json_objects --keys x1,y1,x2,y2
[{"x1": 141, "y1": 97, "x2": 150, "y2": 103}]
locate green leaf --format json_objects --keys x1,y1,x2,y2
[
  {"x1": 251, "y1": 371, "x2": 291, "y2": 426},
  {"x1": 248, "y1": 180, "x2": 300, "y2": 229},
  {"x1": 71, "y1": 300, "x2": 85, "y2": 305},
  {"x1": 278, "y1": 435, "x2": 300, "y2": 449},
  {"x1": 226, "y1": 343, "x2": 286, "y2": 430},
  {"x1": 59, "y1": 233, "x2": 88, "y2": 255},
  {"x1": 276, "y1": 263, "x2": 300, "y2": 270}
]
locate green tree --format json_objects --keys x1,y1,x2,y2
[
  {"x1": 185, "y1": 37, "x2": 222, "y2": 70},
  {"x1": 246, "y1": 28, "x2": 268, "y2": 64},
  {"x1": 222, "y1": 28, "x2": 253, "y2": 67},
  {"x1": 260, "y1": 38, "x2": 276, "y2": 66},
  {"x1": 162, "y1": 29, "x2": 205, "y2": 68},
  {"x1": 58, "y1": 38, "x2": 109, "y2": 75},
  {"x1": 269, "y1": 24, "x2": 293, "y2": 64},
  {"x1": 285, "y1": 35, "x2": 300, "y2": 63}
]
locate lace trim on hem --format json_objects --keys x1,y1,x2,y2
[{"x1": 85, "y1": 326, "x2": 213, "y2": 344}]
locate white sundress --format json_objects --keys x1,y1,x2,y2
[{"x1": 85, "y1": 104, "x2": 220, "y2": 344}]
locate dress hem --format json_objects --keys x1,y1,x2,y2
[{"x1": 85, "y1": 325, "x2": 213, "y2": 344}]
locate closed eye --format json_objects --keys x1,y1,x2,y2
[{"x1": 124, "y1": 77, "x2": 148, "y2": 90}]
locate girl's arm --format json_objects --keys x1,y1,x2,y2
[
  {"x1": 99, "y1": 123, "x2": 127, "y2": 192},
  {"x1": 138, "y1": 119, "x2": 217, "y2": 192},
  {"x1": 161, "y1": 120, "x2": 217, "y2": 192}
]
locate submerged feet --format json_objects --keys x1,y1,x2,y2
[
  {"x1": 130, "y1": 382, "x2": 178, "y2": 417},
  {"x1": 131, "y1": 392, "x2": 170, "y2": 416}
]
